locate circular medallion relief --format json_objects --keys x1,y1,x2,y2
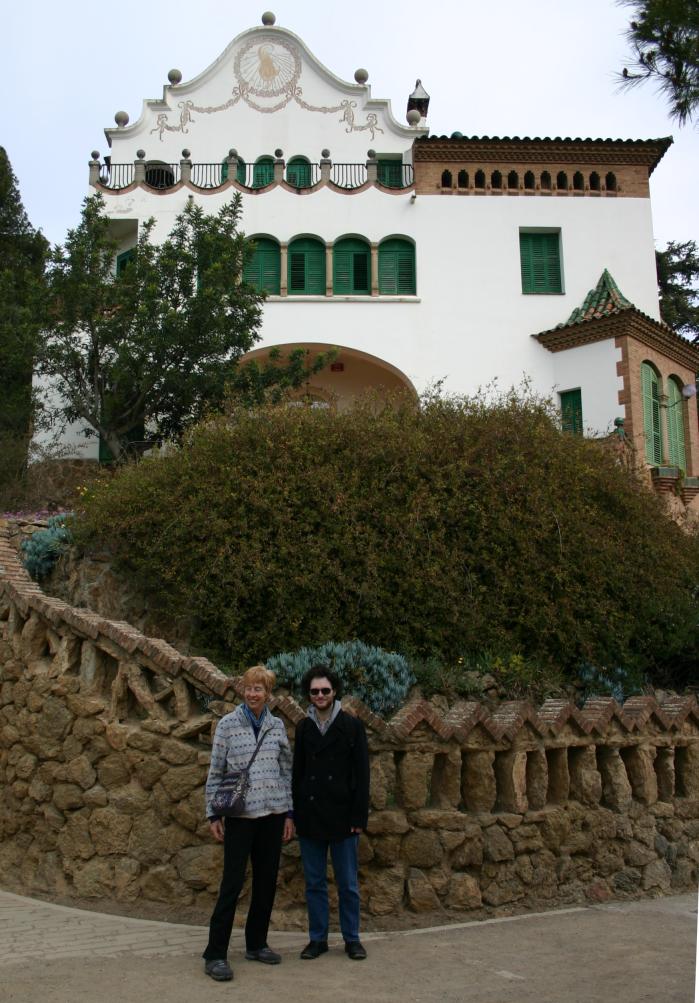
[{"x1": 235, "y1": 37, "x2": 301, "y2": 97}]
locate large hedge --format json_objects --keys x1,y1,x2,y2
[{"x1": 75, "y1": 391, "x2": 699, "y2": 683}]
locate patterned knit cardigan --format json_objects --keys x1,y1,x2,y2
[{"x1": 205, "y1": 704, "x2": 292, "y2": 819}]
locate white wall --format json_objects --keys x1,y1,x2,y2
[{"x1": 550, "y1": 339, "x2": 624, "y2": 436}]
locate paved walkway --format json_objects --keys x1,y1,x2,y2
[{"x1": 0, "y1": 889, "x2": 697, "y2": 1003}]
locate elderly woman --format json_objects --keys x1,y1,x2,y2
[{"x1": 202, "y1": 665, "x2": 293, "y2": 982}]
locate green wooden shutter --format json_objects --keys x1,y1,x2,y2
[
  {"x1": 116, "y1": 249, "x2": 135, "y2": 276},
  {"x1": 288, "y1": 239, "x2": 325, "y2": 294},
  {"x1": 253, "y1": 157, "x2": 274, "y2": 188},
  {"x1": 243, "y1": 238, "x2": 280, "y2": 294},
  {"x1": 379, "y1": 239, "x2": 415, "y2": 294},
  {"x1": 287, "y1": 158, "x2": 312, "y2": 188},
  {"x1": 333, "y1": 238, "x2": 370, "y2": 294},
  {"x1": 560, "y1": 389, "x2": 583, "y2": 435},
  {"x1": 378, "y1": 160, "x2": 403, "y2": 188},
  {"x1": 641, "y1": 363, "x2": 662, "y2": 464},
  {"x1": 520, "y1": 232, "x2": 562, "y2": 294},
  {"x1": 666, "y1": 379, "x2": 687, "y2": 469}
]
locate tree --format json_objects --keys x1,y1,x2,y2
[
  {"x1": 0, "y1": 148, "x2": 48, "y2": 497},
  {"x1": 619, "y1": 0, "x2": 699, "y2": 126},
  {"x1": 39, "y1": 193, "x2": 329, "y2": 460},
  {"x1": 656, "y1": 239, "x2": 699, "y2": 341}
]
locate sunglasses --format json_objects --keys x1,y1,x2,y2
[{"x1": 309, "y1": 687, "x2": 333, "y2": 696}]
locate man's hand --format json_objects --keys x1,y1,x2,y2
[
  {"x1": 209, "y1": 819, "x2": 224, "y2": 843},
  {"x1": 283, "y1": 818, "x2": 295, "y2": 843},
  {"x1": 350, "y1": 827, "x2": 363, "y2": 834}
]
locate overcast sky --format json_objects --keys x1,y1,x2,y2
[{"x1": 4, "y1": 0, "x2": 697, "y2": 249}]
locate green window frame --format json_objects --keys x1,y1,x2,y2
[
  {"x1": 221, "y1": 158, "x2": 247, "y2": 185},
  {"x1": 243, "y1": 238, "x2": 281, "y2": 294},
  {"x1": 287, "y1": 157, "x2": 312, "y2": 189},
  {"x1": 666, "y1": 378, "x2": 687, "y2": 469},
  {"x1": 641, "y1": 362, "x2": 662, "y2": 465},
  {"x1": 519, "y1": 231, "x2": 562, "y2": 294},
  {"x1": 333, "y1": 238, "x2": 370, "y2": 294},
  {"x1": 378, "y1": 239, "x2": 415, "y2": 295},
  {"x1": 377, "y1": 159, "x2": 403, "y2": 188},
  {"x1": 116, "y1": 249, "x2": 135, "y2": 276},
  {"x1": 560, "y1": 388, "x2": 583, "y2": 435},
  {"x1": 252, "y1": 157, "x2": 275, "y2": 189},
  {"x1": 287, "y1": 238, "x2": 326, "y2": 295}
]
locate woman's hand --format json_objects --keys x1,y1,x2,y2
[
  {"x1": 283, "y1": 818, "x2": 295, "y2": 843},
  {"x1": 209, "y1": 819, "x2": 225, "y2": 843}
]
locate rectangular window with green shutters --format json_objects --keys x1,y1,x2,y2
[
  {"x1": 288, "y1": 239, "x2": 325, "y2": 294},
  {"x1": 560, "y1": 388, "x2": 583, "y2": 434},
  {"x1": 377, "y1": 159, "x2": 403, "y2": 188},
  {"x1": 116, "y1": 249, "x2": 135, "y2": 276},
  {"x1": 519, "y1": 231, "x2": 562, "y2": 294},
  {"x1": 333, "y1": 239, "x2": 370, "y2": 294}
]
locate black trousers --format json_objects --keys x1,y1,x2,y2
[{"x1": 203, "y1": 812, "x2": 285, "y2": 960}]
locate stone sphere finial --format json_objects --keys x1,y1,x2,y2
[
  {"x1": 354, "y1": 68, "x2": 369, "y2": 85},
  {"x1": 261, "y1": 11, "x2": 276, "y2": 25},
  {"x1": 136, "y1": 149, "x2": 146, "y2": 160},
  {"x1": 229, "y1": 148, "x2": 238, "y2": 158},
  {"x1": 181, "y1": 148, "x2": 191, "y2": 159},
  {"x1": 367, "y1": 149, "x2": 376, "y2": 160},
  {"x1": 168, "y1": 68, "x2": 183, "y2": 85},
  {"x1": 114, "y1": 110, "x2": 129, "y2": 128},
  {"x1": 90, "y1": 150, "x2": 100, "y2": 161},
  {"x1": 274, "y1": 148, "x2": 284, "y2": 158},
  {"x1": 321, "y1": 148, "x2": 330, "y2": 159},
  {"x1": 406, "y1": 109, "x2": 421, "y2": 126}
]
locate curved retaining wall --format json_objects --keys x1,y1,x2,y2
[{"x1": 1, "y1": 521, "x2": 698, "y2": 926}]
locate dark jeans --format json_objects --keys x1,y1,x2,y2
[
  {"x1": 298, "y1": 834, "x2": 360, "y2": 943},
  {"x1": 203, "y1": 812, "x2": 285, "y2": 960}
]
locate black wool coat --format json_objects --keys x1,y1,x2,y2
[{"x1": 292, "y1": 709, "x2": 370, "y2": 842}]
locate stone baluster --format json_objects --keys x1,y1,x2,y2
[
  {"x1": 568, "y1": 745, "x2": 602, "y2": 805},
  {"x1": 597, "y1": 746, "x2": 633, "y2": 811},
  {"x1": 366, "y1": 149, "x2": 378, "y2": 184},
  {"x1": 134, "y1": 150, "x2": 146, "y2": 184},
  {"x1": 273, "y1": 148, "x2": 285, "y2": 184},
  {"x1": 89, "y1": 151, "x2": 101, "y2": 187},
  {"x1": 319, "y1": 149, "x2": 331, "y2": 183},
  {"x1": 494, "y1": 750, "x2": 528, "y2": 813},
  {"x1": 621, "y1": 744, "x2": 658, "y2": 805},
  {"x1": 180, "y1": 149, "x2": 192, "y2": 185}
]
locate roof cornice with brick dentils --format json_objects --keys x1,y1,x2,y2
[
  {"x1": 534, "y1": 308, "x2": 699, "y2": 372},
  {"x1": 413, "y1": 136, "x2": 673, "y2": 174}
]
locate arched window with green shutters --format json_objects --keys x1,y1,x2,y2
[
  {"x1": 641, "y1": 362, "x2": 662, "y2": 465},
  {"x1": 378, "y1": 238, "x2": 415, "y2": 295},
  {"x1": 288, "y1": 237, "x2": 326, "y2": 295},
  {"x1": 333, "y1": 238, "x2": 370, "y2": 294},
  {"x1": 221, "y1": 157, "x2": 247, "y2": 185},
  {"x1": 666, "y1": 377, "x2": 687, "y2": 469},
  {"x1": 286, "y1": 157, "x2": 312, "y2": 189},
  {"x1": 252, "y1": 156, "x2": 275, "y2": 189},
  {"x1": 243, "y1": 238, "x2": 281, "y2": 294}
]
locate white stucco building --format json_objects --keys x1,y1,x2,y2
[{"x1": 76, "y1": 12, "x2": 698, "y2": 493}]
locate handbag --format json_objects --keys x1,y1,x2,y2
[{"x1": 211, "y1": 728, "x2": 268, "y2": 818}]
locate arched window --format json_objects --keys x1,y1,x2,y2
[
  {"x1": 641, "y1": 362, "x2": 662, "y2": 464},
  {"x1": 145, "y1": 161, "x2": 176, "y2": 189},
  {"x1": 556, "y1": 171, "x2": 568, "y2": 191},
  {"x1": 474, "y1": 169, "x2": 485, "y2": 189},
  {"x1": 441, "y1": 169, "x2": 453, "y2": 188},
  {"x1": 457, "y1": 170, "x2": 468, "y2": 188},
  {"x1": 507, "y1": 170, "x2": 519, "y2": 189},
  {"x1": 221, "y1": 157, "x2": 247, "y2": 185},
  {"x1": 288, "y1": 237, "x2": 325, "y2": 294},
  {"x1": 605, "y1": 172, "x2": 617, "y2": 192},
  {"x1": 573, "y1": 171, "x2": 584, "y2": 191},
  {"x1": 524, "y1": 171, "x2": 535, "y2": 190},
  {"x1": 287, "y1": 157, "x2": 312, "y2": 189},
  {"x1": 243, "y1": 237, "x2": 281, "y2": 294},
  {"x1": 491, "y1": 170, "x2": 503, "y2": 189},
  {"x1": 253, "y1": 156, "x2": 275, "y2": 189},
  {"x1": 378, "y1": 238, "x2": 416, "y2": 295},
  {"x1": 589, "y1": 171, "x2": 600, "y2": 192},
  {"x1": 333, "y1": 238, "x2": 370, "y2": 294},
  {"x1": 667, "y1": 378, "x2": 687, "y2": 469},
  {"x1": 541, "y1": 171, "x2": 551, "y2": 190}
]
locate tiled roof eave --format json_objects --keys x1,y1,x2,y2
[{"x1": 534, "y1": 308, "x2": 699, "y2": 370}]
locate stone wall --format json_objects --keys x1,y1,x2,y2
[{"x1": 1, "y1": 520, "x2": 698, "y2": 927}]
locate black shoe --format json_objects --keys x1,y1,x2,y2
[
  {"x1": 345, "y1": 940, "x2": 367, "y2": 960},
  {"x1": 300, "y1": 940, "x2": 329, "y2": 960},
  {"x1": 245, "y1": 946, "x2": 282, "y2": 964},
  {"x1": 204, "y1": 958, "x2": 233, "y2": 981}
]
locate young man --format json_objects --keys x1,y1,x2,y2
[{"x1": 292, "y1": 665, "x2": 370, "y2": 961}]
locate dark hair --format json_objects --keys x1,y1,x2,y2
[{"x1": 301, "y1": 664, "x2": 343, "y2": 699}]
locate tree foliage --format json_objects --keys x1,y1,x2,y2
[
  {"x1": 38, "y1": 193, "x2": 326, "y2": 461},
  {"x1": 620, "y1": 0, "x2": 699, "y2": 126},
  {"x1": 75, "y1": 390, "x2": 699, "y2": 688},
  {"x1": 656, "y1": 239, "x2": 699, "y2": 341},
  {"x1": 0, "y1": 147, "x2": 48, "y2": 499}
]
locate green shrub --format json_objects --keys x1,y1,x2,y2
[
  {"x1": 21, "y1": 514, "x2": 72, "y2": 580},
  {"x1": 74, "y1": 389, "x2": 699, "y2": 687},
  {"x1": 267, "y1": 640, "x2": 414, "y2": 716}
]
